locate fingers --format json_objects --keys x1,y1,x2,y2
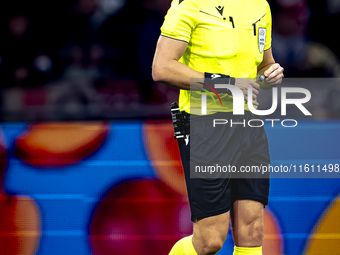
[
  {"x1": 235, "y1": 78, "x2": 260, "y2": 105},
  {"x1": 242, "y1": 86, "x2": 258, "y2": 100},
  {"x1": 244, "y1": 96, "x2": 259, "y2": 106},
  {"x1": 249, "y1": 81, "x2": 259, "y2": 100},
  {"x1": 243, "y1": 90, "x2": 257, "y2": 100},
  {"x1": 244, "y1": 80, "x2": 259, "y2": 96},
  {"x1": 243, "y1": 83, "x2": 260, "y2": 105},
  {"x1": 264, "y1": 63, "x2": 280, "y2": 77},
  {"x1": 264, "y1": 63, "x2": 284, "y2": 85},
  {"x1": 265, "y1": 73, "x2": 284, "y2": 85},
  {"x1": 266, "y1": 68, "x2": 284, "y2": 82},
  {"x1": 252, "y1": 86, "x2": 259, "y2": 95},
  {"x1": 249, "y1": 80, "x2": 260, "y2": 91},
  {"x1": 245, "y1": 82, "x2": 259, "y2": 105}
]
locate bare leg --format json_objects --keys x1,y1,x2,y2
[
  {"x1": 192, "y1": 211, "x2": 230, "y2": 255},
  {"x1": 231, "y1": 200, "x2": 264, "y2": 247}
]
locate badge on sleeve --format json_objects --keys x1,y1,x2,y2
[{"x1": 258, "y1": 27, "x2": 266, "y2": 53}]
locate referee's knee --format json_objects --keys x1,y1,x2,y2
[
  {"x1": 193, "y1": 230, "x2": 226, "y2": 255},
  {"x1": 200, "y1": 237, "x2": 224, "y2": 255},
  {"x1": 192, "y1": 212, "x2": 230, "y2": 254},
  {"x1": 237, "y1": 217, "x2": 264, "y2": 247}
]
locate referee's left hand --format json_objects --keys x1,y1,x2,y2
[{"x1": 263, "y1": 63, "x2": 284, "y2": 86}]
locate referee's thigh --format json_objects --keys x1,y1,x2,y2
[{"x1": 192, "y1": 211, "x2": 230, "y2": 254}]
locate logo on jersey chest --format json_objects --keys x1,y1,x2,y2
[
  {"x1": 215, "y1": 6, "x2": 224, "y2": 16},
  {"x1": 258, "y1": 27, "x2": 266, "y2": 53}
]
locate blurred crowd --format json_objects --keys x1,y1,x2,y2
[
  {"x1": 271, "y1": 0, "x2": 340, "y2": 77},
  {"x1": 0, "y1": 0, "x2": 339, "y2": 121}
]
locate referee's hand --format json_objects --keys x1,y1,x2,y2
[
  {"x1": 235, "y1": 78, "x2": 260, "y2": 106},
  {"x1": 263, "y1": 63, "x2": 284, "y2": 86}
]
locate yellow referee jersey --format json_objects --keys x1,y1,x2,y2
[{"x1": 161, "y1": 0, "x2": 272, "y2": 114}]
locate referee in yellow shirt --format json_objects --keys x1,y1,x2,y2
[{"x1": 152, "y1": 0, "x2": 284, "y2": 254}]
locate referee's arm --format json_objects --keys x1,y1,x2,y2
[
  {"x1": 152, "y1": 36, "x2": 204, "y2": 90},
  {"x1": 257, "y1": 48, "x2": 284, "y2": 89},
  {"x1": 152, "y1": 35, "x2": 260, "y2": 104}
]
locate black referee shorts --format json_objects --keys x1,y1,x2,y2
[{"x1": 178, "y1": 111, "x2": 270, "y2": 222}]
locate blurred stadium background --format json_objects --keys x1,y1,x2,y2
[{"x1": 0, "y1": 0, "x2": 340, "y2": 254}]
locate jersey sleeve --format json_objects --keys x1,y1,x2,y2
[
  {"x1": 264, "y1": 2, "x2": 272, "y2": 51},
  {"x1": 161, "y1": 0, "x2": 199, "y2": 43}
]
